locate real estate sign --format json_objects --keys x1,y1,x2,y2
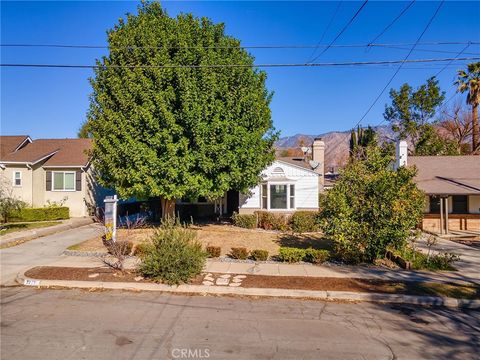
[{"x1": 104, "y1": 195, "x2": 118, "y2": 242}]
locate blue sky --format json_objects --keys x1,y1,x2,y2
[{"x1": 1, "y1": 1, "x2": 479, "y2": 139}]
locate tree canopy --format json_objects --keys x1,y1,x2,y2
[
  {"x1": 455, "y1": 62, "x2": 480, "y2": 153},
  {"x1": 85, "y1": 2, "x2": 277, "y2": 207},
  {"x1": 383, "y1": 77, "x2": 455, "y2": 155}
]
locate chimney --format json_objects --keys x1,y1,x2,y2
[
  {"x1": 395, "y1": 140, "x2": 408, "y2": 169},
  {"x1": 312, "y1": 138, "x2": 325, "y2": 188}
]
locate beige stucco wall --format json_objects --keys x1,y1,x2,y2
[
  {"x1": 1, "y1": 165, "x2": 33, "y2": 205},
  {"x1": 43, "y1": 168, "x2": 88, "y2": 217}
]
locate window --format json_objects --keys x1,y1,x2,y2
[
  {"x1": 13, "y1": 171, "x2": 21, "y2": 186},
  {"x1": 452, "y1": 195, "x2": 468, "y2": 214},
  {"x1": 261, "y1": 184, "x2": 268, "y2": 209},
  {"x1": 53, "y1": 172, "x2": 75, "y2": 191},
  {"x1": 429, "y1": 196, "x2": 440, "y2": 213},
  {"x1": 270, "y1": 184, "x2": 287, "y2": 209}
]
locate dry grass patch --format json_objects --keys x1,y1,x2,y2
[{"x1": 67, "y1": 223, "x2": 331, "y2": 256}]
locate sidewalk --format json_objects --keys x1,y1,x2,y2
[
  {"x1": 0, "y1": 217, "x2": 94, "y2": 247},
  {"x1": 43, "y1": 254, "x2": 480, "y2": 285}
]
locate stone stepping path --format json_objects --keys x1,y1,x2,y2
[{"x1": 201, "y1": 273, "x2": 246, "y2": 287}]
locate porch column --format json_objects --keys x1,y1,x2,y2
[
  {"x1": 440, "y1": 197, "x2": 444, "y2": 235},
  {"x1": 444, "y1": 196, "x2": 449, "y2": 234}
]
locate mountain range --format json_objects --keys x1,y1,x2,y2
[{"x1": 275, "y1": 125, "x2": 395, "y2": 170}]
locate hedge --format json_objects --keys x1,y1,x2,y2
[{"x1": 9, "y1": 207, "x2": 70, "y2": 222}]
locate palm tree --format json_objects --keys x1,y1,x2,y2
[{"x1": 455, "y1": 62, "x2": 480, "y2": 154}]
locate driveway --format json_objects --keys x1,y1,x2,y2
[
  {"x1": 417, "y1": 233, "x2": 480, "y2": 281},
  {"x1": 0, "y1": 224, "x2": 100, "y2": 285},
  {"x1": 1, "y1": 287, "x2": 479, "y2": 360}
]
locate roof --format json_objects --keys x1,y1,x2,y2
[
  {"x1": 276, "y1": 157, "x2": 316, "y2": 171},
  {"x1": 409, "y1": 156, "x2": 480, "y2": 195},
  {"x1": 0, "y1": 136, "x2": 92, "y2": 167},
  {"x1": 0, "y1": 135, "x2": 30, "y2": 158}
]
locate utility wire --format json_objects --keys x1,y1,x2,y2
[
  {"x1": 1, "y1": 56, "x2": 477, "y2": 69},
  {"x1": 355, "y1": 0, "x2": 444, "y2": 129},
  {"x1": 367, "y1": 1, "x2": 416, "y2": 47},
  {"x1": 1, "y1": 41, "x2": 477, "y2": 50},
  {"x1": 434, "y1": 42, "x2": 471, "y2": 77},
  {"x1": 309, "y1": 0, "x2": 369, "y2": 63},
  {"x1": 308, "y1": 1, "x2": 343, "y2": 61}
]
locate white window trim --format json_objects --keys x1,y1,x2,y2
[
  {"x1": 13, "y1": 171, "x2": 22, "y2": 187},
  {"x1": 52, "y1": 171, "x2": 76, "y2": 192},
  {"x1": 262, "y1": 181, "x2": 296, "y2": 211}
]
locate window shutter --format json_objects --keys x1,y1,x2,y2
[
  {"x1": 76, "y1": 171, "x2": 82, "y2": 191},
  {"x1": 46, "y1": 171, "x2": 52, "y2": 191}
]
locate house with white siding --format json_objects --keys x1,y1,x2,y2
[{"x1": 176, "y1": 138, "x2": 325, "y2": 218}]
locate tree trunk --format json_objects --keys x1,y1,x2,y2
[
  {"x1": 160, "y1": 198, "x2": 176, "y2": 219},
  {"x1": 472, "y1": 102, "x2": 479, "y2": 154}
]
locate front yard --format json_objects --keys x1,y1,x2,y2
[{"x1": 68, "y1": 223, "x2": 332, "y2": 257}]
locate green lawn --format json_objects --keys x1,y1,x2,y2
[{"x1": 0, "y1": 221, "x2": 62, "y2": 236}]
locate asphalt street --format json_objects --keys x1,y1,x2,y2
[{"x1": 1, "y1": 287, "x2": 479, "y2": 360}]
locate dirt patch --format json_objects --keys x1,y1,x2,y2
[
  {"x1": 24, "y1": 266, "x2": 480, "y2": 299},
  {"x1": 68, "y1": 224, "x2": 331, "y2": 256}
]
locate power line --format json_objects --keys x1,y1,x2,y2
[
  {"x1": 309, "y1": 0, "x2": 369, "y2": 62},
  {"x1": 367, "y1": 1, "x2": 415, "y2": 46},
  {"x1": 308, "y1": 1, "x2": 343, "y2": 61},
  {"x1": 434, "y1": 43, "x2": 471, "y2": 77},
  {"x1": 1, "y1": 56, "x2": 477, "y2": 70},
  {"x1": 1, "y1": 41, "x2": 477, "y2": 50},
  {"x1": 356, "y1": 0, "x2": 444, "y2": 129}
]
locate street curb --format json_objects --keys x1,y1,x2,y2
[
  {"x1": 0, "y1": 218, "x2": 95, "y2": 248},
  {"x1": 15, "y1": 271, "x2": 480, "y2": 309}
]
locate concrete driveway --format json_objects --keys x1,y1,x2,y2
[
  {"x1": 0, "y1": 223, "x2": 101, "y2": 285},
  {"x1": 1, "y1": 287, "x2": 479, "y2": 360}
]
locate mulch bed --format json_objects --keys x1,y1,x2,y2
[{"x1": 24, "y1": 266, "x2": 480, "y2": 300}]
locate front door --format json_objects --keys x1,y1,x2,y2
[{"x1": 226, "y1": 190, "x2": 239, "y2": 215}]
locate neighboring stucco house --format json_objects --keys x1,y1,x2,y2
[
  {"x1": 176, "y1": 138, "x2": 325, "y2": 218},
  {"x1": 395, "y1": 140, "x2": 480, "y2": 234},
  {"x1": 0, "y1": 135, "x2": 96, "y2": 217}
]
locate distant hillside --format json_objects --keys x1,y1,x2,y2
[{"x1": 275, "y1": 125, "x2": 395, "y2": 170}]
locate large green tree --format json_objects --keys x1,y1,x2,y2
[
  {"x1": 384, "y1": 77, "x2": 454, "y2": 155},
  {"x1": 455, "y1": 62, "x2": 480, "y2": 154},
  {"x1": 86, "y1": 3, "x2": 277, "y2": 215}
]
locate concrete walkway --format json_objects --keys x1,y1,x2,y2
[
  {"x1": 416, "y1": 234, "x2": 480, "y2": 280},
  {"x1": 0, "y1": 223, "x2": 101, "y2": 285},
  {"x1": 0, "y1": 217, "x2": 94, "y2": 247},
  {"x1": 44, "y1": 253, "x2": 480, "y2": 285}
]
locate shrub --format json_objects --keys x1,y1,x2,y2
[
  {"x1": 9, "y1": 207, "x2": 69, "y2": 222},
  {"x1": 304, "y1": 248, "x2": 329, "y2": 264},
  {"x1": 397, "y1": 247, "x2": 459, "y2": 271},
  {"x1": 278, "y1": 247, "x2": 306, "y2": 263},
  {"x1": 206, "y1": 245, "x2": 221, "y2": 258},
  {"x1": 250, "y1": 249, "x2": 269, "y2": 261},
  {"x1": 319, "y1": 146, "x2": 425, "y2": 263},
  {"x1": 232, "y1": 212, "x2": 257, "y2": 229},
  {"x1": 133, "y1": 242, "x2": 151, "y2": 257},
  {"x1": 256, "y1": 211, "x2": 289, "y2": 231},
  {"x1": 290, "y1": 211, "x2": 319, "y2": 233},
  {"x1": 139, "y1": 227, "x2": 207, "y2": 285},
  {"x1": 229, "y1": 247, "x2": 249, "y2": 260}
]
